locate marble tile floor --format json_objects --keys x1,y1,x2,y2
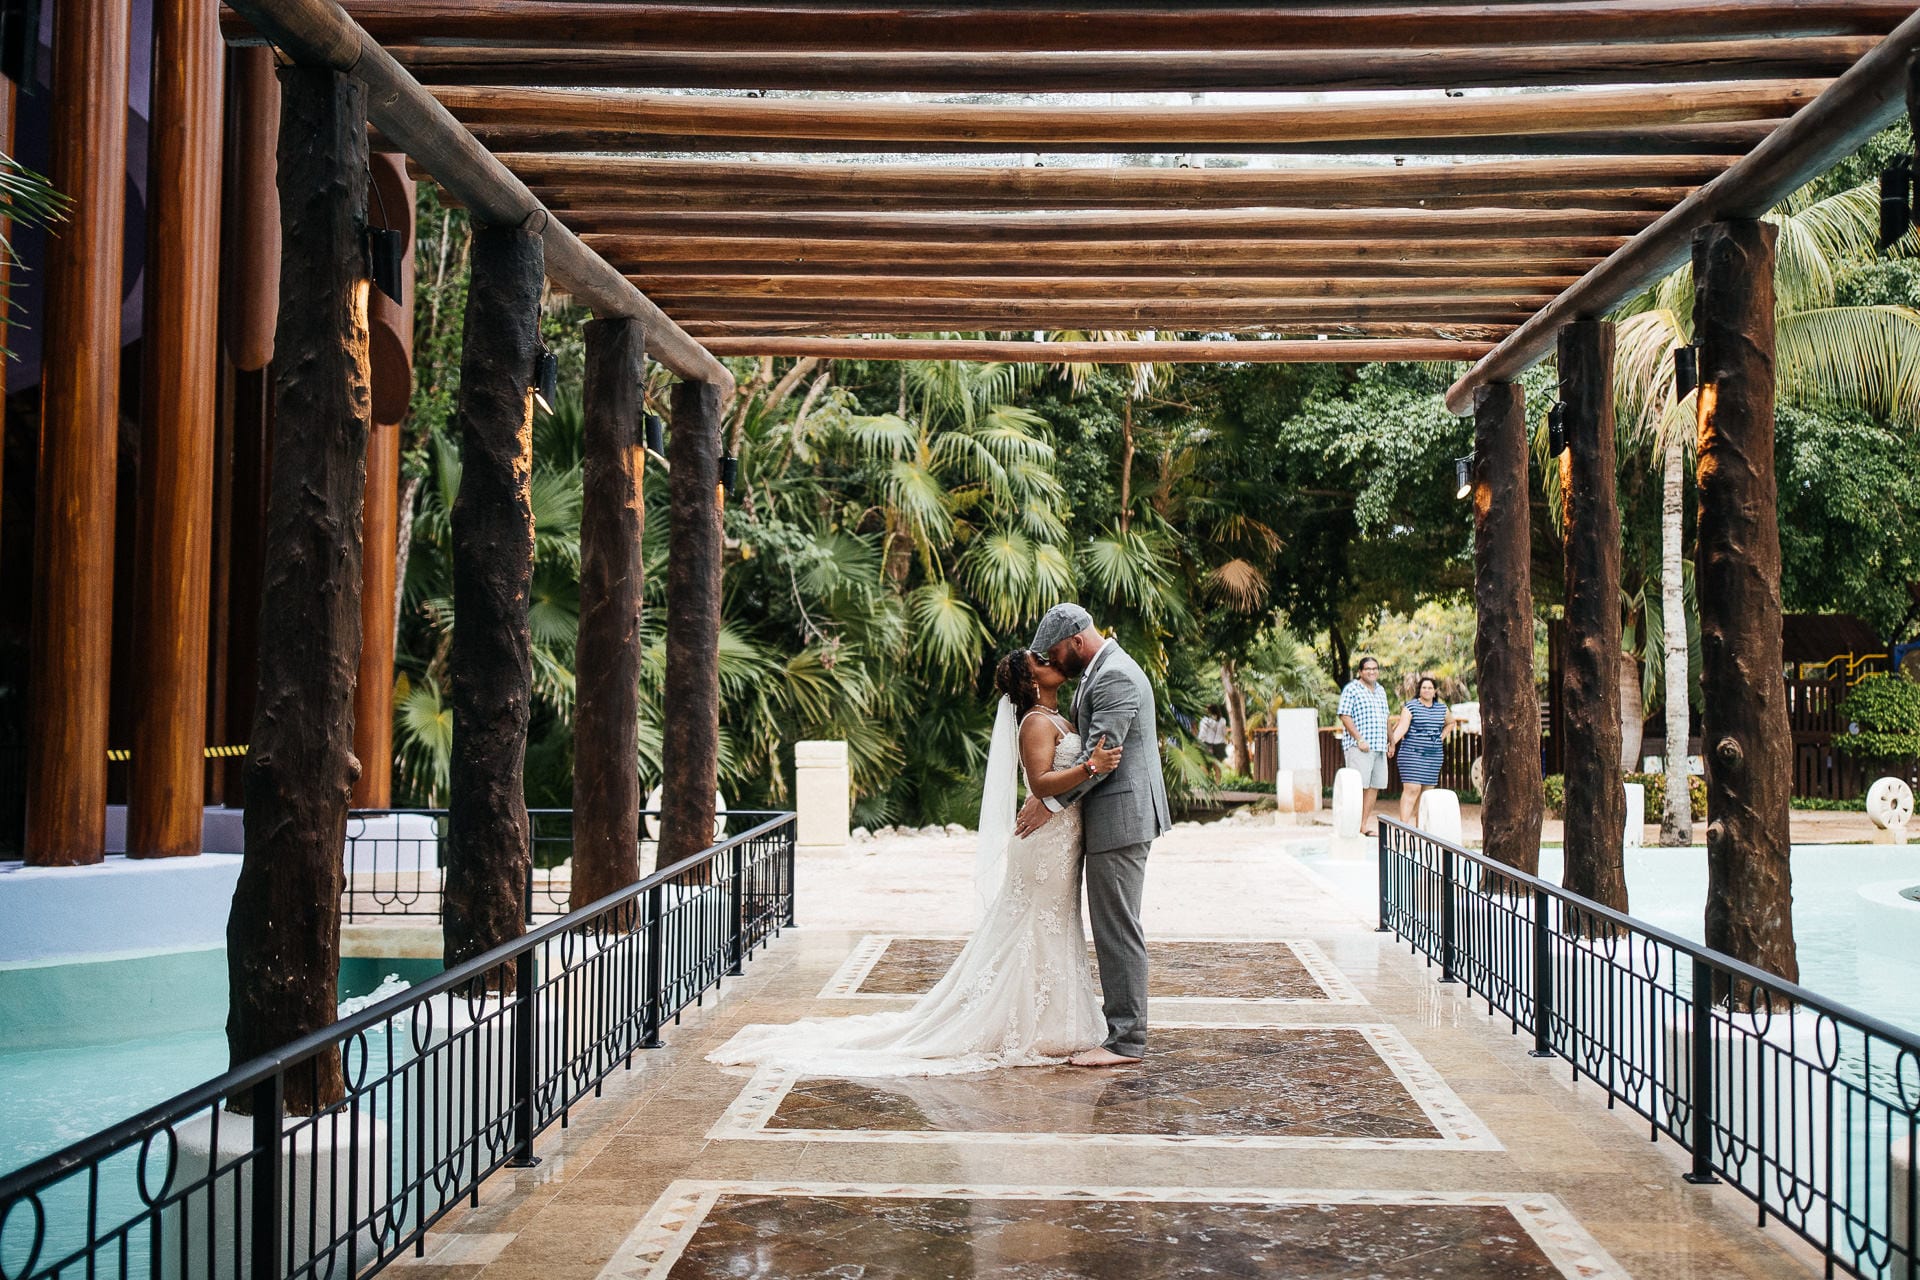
[
  {"x1": 821, "y1": 935, "x2": 1364, "y2": 1002},
  {"x1": 395, "y1": 838, "x2": 1823, "y2": 1280}
]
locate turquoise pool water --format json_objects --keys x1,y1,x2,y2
[
  {"x1": 0, "y1": 953, "x2": 441, "y2": 1180},
  {"x1": 1303, "y1": 842, "x2": 1920, "y2": 1036}
]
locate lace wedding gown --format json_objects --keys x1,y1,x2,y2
[{"x1": 708, "y1": 714, "x2": 1106, "y2": 1076}]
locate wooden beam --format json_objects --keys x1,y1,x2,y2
[
  {"x1": 1447, "y1": 6, "x2": 1920, "y2": 412},
  {"x1": 681, "y1": 320, "x2": 1514, "y2": 340},
  {"x1": 129, "y1": 0, "x2": 224, "y2": 859},
  {"x1": 685, "y1": 337, "x2": 1494, "y2": 362},
  {"x1": 463, "y1": 120, "x2": 1780, "y2": 157},
  {"x1": 218, "y1": 0, "x2": 730, "y2": 391},
  {"x1": 559, "y1": 207, "x2": 1661, "y2": 241},
  {"x1": 1693, "y1": 217, "x2": 1797, "y2": 987},
  {"x1": 492, "y1": 154, "x2": 1731, "y2": 208},
  {"x1": 1557, "y1": 319, "x2": 1627, "y2": 913},
  {"x1": 445, "y1": 224, "x2": 543, "y2": 972},
  {"x1": 658, "y1": 298, "x2": 1543, "y2": 324},
  {"x1": 1471, "y1": 381, "x2": 1543, "y2": 877},
  {"x1": 229, "y1": 64, "x2": 367, "y2": 1109},
  {"x1": 633, "y1": 274, "x2": 1585, "y2": 301},
  {"x1": 590, "y1": 236, "x2": 1632, "y2": 268},
  {"x1": 28, "y1": 0, "x2": 131, "y2": 865},
  {"x1": 436, "y1": 82, "x2": 1819, "y2": 150},
  {"x1": 235, "y1": 4, "x2": 1914, "y2": 52},
  {"x1": 395, "y1": 37, "x2": 1879, "y2": 93},
  {"x1": 629, "y1": 258, "x2": 1607, "y2": 280},
  {"x1": 572, "y1": 317, "x2": 647, "y2": 912},
  {"x1": 532, "y1": 184, "x2": 1700, "y2": 215}
]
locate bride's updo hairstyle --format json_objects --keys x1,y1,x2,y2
[{"x1": 994, "y1": 649, "x2": 1040, "y2": 718}]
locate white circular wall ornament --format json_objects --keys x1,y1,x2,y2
[
  {"x1": 643, "y1": 787, "x2": 730, "y2": 842},
  {"x1": 1866, "y1": 777, "x2": 1914, "y2": 832},
  {"x1": 1469, "y1": 756, "x2": 1485, "y2": 796}
]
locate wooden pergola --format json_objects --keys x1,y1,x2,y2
[{"x1": 23, "y1": 0, "x2": 1920, "y2": 1098}]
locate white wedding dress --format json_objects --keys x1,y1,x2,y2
[{"x1": 708, "y1": 709, "x2": 1106, "y2": 1076}]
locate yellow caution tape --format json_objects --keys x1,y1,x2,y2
[{"x1": 106, "y1": 744, "x2": 250, "y2": 762}]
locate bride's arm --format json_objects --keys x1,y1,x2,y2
[{"x1": 1020, "y1": 718, "x2": 1118, "y2": 799}]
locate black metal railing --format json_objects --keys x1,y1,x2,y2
[
  {"x1": 341, "y1": 809, "x2": 786, "y2": 923},
  {"x1": 0, "y1": 812, "x2": 797, "y2": 1280},
  {"x1": 1377, "y1": 818, "x2": 1920, "y2": 1280}
]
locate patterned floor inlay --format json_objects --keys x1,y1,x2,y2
[
  {"x1": 818, "y1": 935, "x2": 1365, "y2": 1003},
  {"x1": 602, "y1": 1183, "x2": 1628, "y2": 1280},
  {"x1": 710, "y1": 1022, "x2": 1497, "y2": 1149}
]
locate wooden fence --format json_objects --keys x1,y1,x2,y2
[{"x1": 1247, "y1": 725, "x2": 1480, "y2": 795}]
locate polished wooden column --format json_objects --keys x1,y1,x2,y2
[
  {"x1": 572, "y1": 317, "x2": 647, "y2": 910},
  {"x1": 228, "y1": 65, "x2": 370, "y2": 1111},
  {"x1": 1557, "y1": 319, "x2": 1628, "y2": 911},
  {"x1": 1472, "y1": 380, "x2": 1543, "y2": 877},
  {"x1": 27, "y1": 0, "x2": 132, "y2": 865},
  {"x1": 352, "y1": 153, "x2": 416, "y2": 809},
  {"x1": 443, "y1": 224, "x2": 542, "y2": 972},
  {"x1": 658, "y1": 378, "x2": 724, "y2": 878},
  {"x1": 128, "y1": 0, "x2": 224, "y2": 858},
  {"x1": 1692, "y1": 218, "x2": 1797, "y2": 986}
]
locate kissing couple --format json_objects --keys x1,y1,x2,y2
[{"x1": 710, "y1": 602, "x2": 1173, "y2": 1076}]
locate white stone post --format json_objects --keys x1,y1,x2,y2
[
  {"x1": 1270, "y1": 708, "x2": 1322, "y2": 823},
  {"x1": 794, "y1": 740, "x2": 851, "y2": 852}
]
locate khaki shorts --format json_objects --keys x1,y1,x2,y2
[{"x1": 1342, "y1": 744, "x2": 1389, "y2": 789}]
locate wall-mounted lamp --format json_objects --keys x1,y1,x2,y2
[
  {"x1": 1881, "y1": 153, "x2": 1914, "y2": 250},
  {"x1": 1547, "y1": 401, "x2": 1567, "y2": 457},
  {"x1": 1673, "y1": 345, "x2": 1699, "y2": 401},
  {"x1": 532, "y1": 347, "x2": 558, "y2": 415},
  {"x1": 645, "y1": 413, "x2": 665, "y2": 456},
  {"x1": 721, "y1": 455, "x2": 739, "y2": 498},
  {"x1": 366, "y1": 228, "x2": 405, "y2": 304},
  {"x1": 1454, "y1": 456, "x2": 1473, "y2": 501}
]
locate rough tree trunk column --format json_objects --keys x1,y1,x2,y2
[
  {"x1": 1472, "y1": 381, "x2": 1543, "y2": 877},
  {"x1": 1692, "y1": 218, "x2": 1797, "y2": 985},
  {"x1": 27, "y1": 0, "x2": 131, "y2": 865},
  {"x1": 129, "y1": 0, "x2": 224, "y2": 858},
  {"x1": 571, "y1": 318, "x2": 647, "y2": 908},
  {"x1": 1557, "y1": 320, "x2": 1628, "y2": 911},
  {"x1": 658, "y1": 379, "x2": 724, "y2": 877},
  {"x1": 228, "y1": 66, "x2": 370, "y2": 1110},
  {"x1": 443, "y1": 224, "x2": 542, "y2": 971}
]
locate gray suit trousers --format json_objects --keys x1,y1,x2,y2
[{"x1": 1084, "y1": 840, "x2": 1150, "y2": 1056}]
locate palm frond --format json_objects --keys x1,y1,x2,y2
[
  {"x1": 906, "y1": 580, "x2": 987, "y2": 678},
  {"x1": 1777, "y1": 305, "x2": 1920, "y2": 428}
]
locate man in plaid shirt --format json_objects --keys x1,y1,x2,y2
[{"x1": 1337, "y1": 655, "x2": 1391, "y2": 835}]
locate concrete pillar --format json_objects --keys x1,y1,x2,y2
[{"x1": 794, "y1": 740, "x2": 850, "y2": 851}]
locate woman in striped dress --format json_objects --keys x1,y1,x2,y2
[{"x1": 1388, "y1": 676, "x2": 1457, "y2": 825}]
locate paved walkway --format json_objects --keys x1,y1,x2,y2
[{"x1": 393, "y1": 822, "x2": 1819, "y2": 1280}]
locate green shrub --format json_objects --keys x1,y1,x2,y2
[
  {"x1": 1543, "y1": 771, "x2": 1705, "y2": 821},
  {"x1": 1836, "y1": 673, "x2": 1920, "y2": 762}
]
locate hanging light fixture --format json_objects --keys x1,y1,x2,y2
[
  {"x1": 645, "y1": 413, "x2": 665, "y2": 456},
  {"x1": 365, "y1": 170, "x2": 406, "y2": 304},
  {"x1": 366, "y1": 228, "x2": 405, "y2": 304},
  {"x1": 1547, "y1": 402, "x2": 1567, "y2": 456},
  {"x1": 532, "y1": 347, "x2": 559, "y2": 415},
  {"x1": 1454, "y1": 456, "x2": 1472, "y2": 501},
  {"x1": 1881, "y1": 153, "x2": 1914, "y2": 250},
  {"x1": 1673, "y1": 345, "x2": 1699, "y2": 400}
]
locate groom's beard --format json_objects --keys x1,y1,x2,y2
[{"x1": 1059, "y1": 648, "x2": 1090, "y2": 678}]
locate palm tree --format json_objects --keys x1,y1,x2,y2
[
  {"x1": 0, "y1": 154, "x2": 66, "y2": 355},
  {"x1": 1611, "y1": 177, "x2": 1920, "y2": 844}
]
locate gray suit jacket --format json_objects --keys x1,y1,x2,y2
[{"x1": 1043, "y1": 641, "x2": 1172, "y2": 854}]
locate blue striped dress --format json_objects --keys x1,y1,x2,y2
[{"x1": 1398, "y1": 699, "x2": 1449, "y2": 786}]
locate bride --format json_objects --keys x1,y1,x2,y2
[{"x1": 707, "y1": 649, "x2": 1122, "y2": 1076}]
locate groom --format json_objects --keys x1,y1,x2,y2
[{"x1": 1015, "y1": 603, "x2": 1171, "y2": 1066}]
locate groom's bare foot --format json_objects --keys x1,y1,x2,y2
[{"x1": 1068, "y1": 1046, "x2": 1142, "y2": 1067}]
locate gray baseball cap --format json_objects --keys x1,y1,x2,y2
[{"x1": 1030, "y1": 603, "x2": 1094, "y2": 654}]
